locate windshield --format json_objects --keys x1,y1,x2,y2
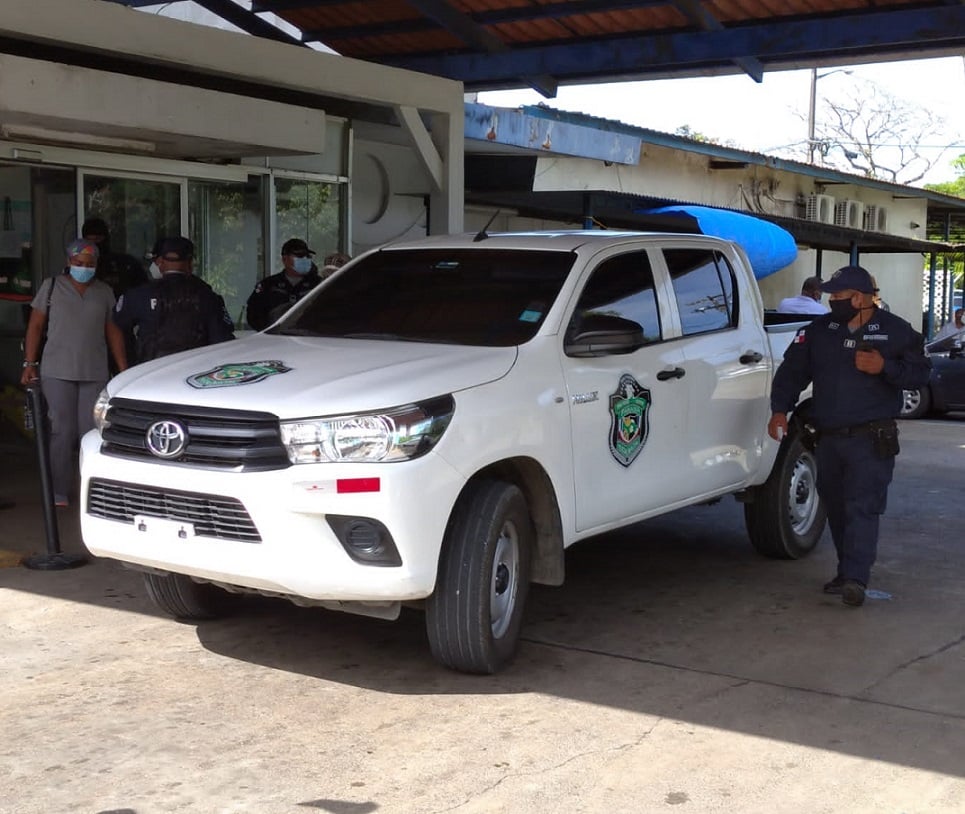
[
  {"x1": 271, "y1": 248, "x2": 575, "y2": 346},
  {"x1": 926, "y1": 327, "x2": 965, "y2": 354}
]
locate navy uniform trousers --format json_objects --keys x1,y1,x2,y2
[{"x1": 816, "y1": 432, "x2": 895, "y2": 586}]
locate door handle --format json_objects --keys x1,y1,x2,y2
[
  {"x1": 739, "y1": 351, "x2": 764, "y2": 364},
  {"x1": 656, "y1": 367, "x2": 686, "y2": 381}
]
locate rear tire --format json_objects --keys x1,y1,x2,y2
[
  {"x1": 425, "y1": 480, "x2": 533, "y2": 674},
  {"x1": 143, "y1": 571, "x2": 233, "y2": 620},
  {"x1": 900, "y1": 387, "x2": 931, "y2": 419},
  {"x1": 744, "y1": 431, "x2": 826, "y2": 559}
]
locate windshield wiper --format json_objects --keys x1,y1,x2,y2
[{"x1": 269, "y1": 327, "x2": 326, "y2": 336}]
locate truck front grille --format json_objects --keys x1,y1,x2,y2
[
  {"x1": 87, "y1": 478, "x2": 262, "y2": 543},
  {"x1": 101, "y1": 398, "x2": 289, "y2": 471}
]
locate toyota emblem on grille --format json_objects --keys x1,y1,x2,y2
[{"x1": 146, "y1": 420, "x2": 188, "y2": 459}]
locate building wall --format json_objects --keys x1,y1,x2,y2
[{"x1": 530, "y1": 147, "x2": 930, "y2": 325}]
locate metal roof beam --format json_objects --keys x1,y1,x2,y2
[
  {"x1": 668, "y1": 0, "x2": 763, "y2": 82},
  {"x1": 405, "y1": 0, "x2": 558, "y2": 97},
  {"x1": 384, "y1": 5, "x2": 965, "y2": 89},
  {"x1": 184, "y1": 0, "x2": 305, "y2": 47},
  {"x1": 253, "y1": 0, "x2": 346, "y2": 10}
]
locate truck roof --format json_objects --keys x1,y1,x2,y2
[{"x1": 378, "y1": 230, "x2": 736, "y2": 253}]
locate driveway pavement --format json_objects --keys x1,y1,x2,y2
[{"x1": 1, "y1": 417, "x2": 963, "y2": 813}]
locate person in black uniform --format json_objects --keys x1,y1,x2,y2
[
  {"x1": 113, "y1": 236, "x2": 234, "y2": 365},
  {"x1": 768, "y1": 265, "x2": 931, "y2": 607},
  {"x1": 81, "y1": 217, "x2": 151, "y2": 299},
  {"x1": 245, "y1": 238, "x2": 323, "y2": 331}
]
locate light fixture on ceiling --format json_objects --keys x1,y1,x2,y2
[{"x1": 0, "y1": 124, "x2": 156, "y2": 153}]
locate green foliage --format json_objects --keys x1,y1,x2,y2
[
  {"x1": 276, "y1": 179, "x2": 341, "y2": 258},
  {"x1": 924, "y1": 153, "x2": 965, "y2": 198},
  {"x1": 673, "y1": 125, "x2": 737, "y2": 149}
]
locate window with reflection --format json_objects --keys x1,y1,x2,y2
[
  {"x1": 567, "y1": 251, "x2": 662, "y2": 345},
  {"x1": 664, "y1": 248, "x2": 737, "y2": 336}
]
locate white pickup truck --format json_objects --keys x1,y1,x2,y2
[{"x1": 80, "y1": 230, "x2": 823, "y2": 673}]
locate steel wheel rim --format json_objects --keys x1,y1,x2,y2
[
  {"x1": 788, "y1": 451, "x2": 819, "y2": 535},
  {"x1": 490, "y1": 522, "x2": 520, "y2": 639}
]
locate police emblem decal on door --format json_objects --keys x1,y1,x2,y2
[{"x1": 608, "y1": 374, "x2": 651, "y2": 467}]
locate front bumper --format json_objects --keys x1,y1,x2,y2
[{"x1": 79, "y1": 429, "x2": 464, "y2": 602}]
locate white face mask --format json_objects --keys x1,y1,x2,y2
[
  {"x1": 149, "y1": 262, "x2": 162, "y2": 279},
  {"x1": 69, "y1": 265, "x2": 96, "y2": 283},
  {"x1": 292, "y1": 256, "x2": 313, "y2": 275}
]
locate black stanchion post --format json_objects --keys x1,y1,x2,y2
[{"x1": 23, "y1": 383, "x2": 87, "y2": 570}]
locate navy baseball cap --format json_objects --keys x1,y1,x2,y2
[
  {"x1": 281, "y1": 238, "x2": 315, "y2": 256},
  {"x1": 820, "y1": 265, "x2": 876, "y2": 294},
  {"x1": 155, "y1": 236, "x2": 194, "y2": 261}
]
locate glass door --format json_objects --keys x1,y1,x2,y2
[
  {"x1": 274, "y1": 176, "x2": 343, "y2": 264},
  {"x1": 81, "y1": 171, "x2": 184, "y2": 288}
]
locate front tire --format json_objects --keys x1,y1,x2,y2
[
  {"x1": 425, "y1": 480, "x2": 533, "y2": 674},
  {"x1": 143, "y1": 571, "x2": 234, "y2": 620},
  {"x1": 744, "y1": 431, "x2": 826, "y2": 559},
  {"x1": 900, "y1": 387, "x2": 931, "y2": 419}
]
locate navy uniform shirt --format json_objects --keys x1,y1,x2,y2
[
  {"x1": 245, "y1": 268, "x2": 322, "y2": 331},
  {"x1": 114, "y1": 272, "x2": 235, "y2": 364},
  {"x1": 771, "y1": 308, "x2": 931, "y2": 430}
]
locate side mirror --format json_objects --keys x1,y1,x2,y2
[{"x1": 565, "y1": 313, "x2": 646, "y2": 357}]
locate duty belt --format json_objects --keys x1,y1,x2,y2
[{"x1": 820, "y1": 419, "x2": 896, "y2": 437}]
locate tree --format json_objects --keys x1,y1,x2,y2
[
  {"x1": 925, "y1": 153, "x2": 965, "y2": 198},
  {"x1": 804, "y1": 77, "x2": 953, "y2": 185},
  {"x1": 673, "y1": 125, "x2": 736, "y2": 148}
]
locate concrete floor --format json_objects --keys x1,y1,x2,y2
[{"x1": 1, "y1": 416, "x2": 963, "y2": 814}]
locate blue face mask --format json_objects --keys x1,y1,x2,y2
[
  {"x1": 69, "y1": 265, "x2": 96, "y2": 284},
  {"x1": 292, "y1": 256, "x2": 313, "y2": 275}
]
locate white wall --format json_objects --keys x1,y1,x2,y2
[{"x1": 530, "y1": 148, "x2": 930, "y2": 324}]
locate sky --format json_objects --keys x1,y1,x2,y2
[{"x1": 476, "y1": 57, "x2": 965, "y2": 187}]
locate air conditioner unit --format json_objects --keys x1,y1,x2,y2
[
  {"x1": 863, "y1": 205, "x2": 889, "y2": 232},
  {"x1": 805, "y1": 193, "x2": 835, "y2": 223},
  {"x1": 834, "y1": 199, "x2": 865, "y2": 229}
]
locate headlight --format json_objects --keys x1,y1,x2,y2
[
  {"x1": 279, "y1": 396, "x2": 454, "y2": 464},
  {"x1": 92, "y1": 389, "x2": 112, "y2": 432}
]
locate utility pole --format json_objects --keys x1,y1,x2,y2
[
  {"x1": 807, "y1": 67, "x2": 852, "y2": 165},
  {"x1": 807, "y1": 68, "x2": 818, "y2": 165}
]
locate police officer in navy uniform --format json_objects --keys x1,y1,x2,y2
[
  {"x1": 245, "y1": 238, "x2": 323, "y2": 331},
  {"x1": 114, "y1": 236, "x2": 234, "y2": 365},
  {"x1": 768, "y1": 265, "x2": 931, "y2": 607}
]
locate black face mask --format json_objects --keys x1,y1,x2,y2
[{"x1": 829, "y1": 299, "x2": 858, "y2": 322}]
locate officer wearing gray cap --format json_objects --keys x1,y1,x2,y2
[{"x1": 768, "y1": 264, "x2": 930, "y2": 607}]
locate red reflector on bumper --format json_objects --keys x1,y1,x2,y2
[{"x1": 336, "y1": 478, "x2": 381, "y2": 494}]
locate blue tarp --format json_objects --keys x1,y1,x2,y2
[{"x1": 639, "y1": 205, "x2": 797, "y2": 279}]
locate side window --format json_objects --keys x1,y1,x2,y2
[
  {"x1": 664, "y1": 248, "x2": 738, "y2": 336},
  {"x1": 566, "y1": 251, "x2": 661, "y2": 344},
  {"x1": 715, "y1": 251, "x2": 738, "y2": 325}
]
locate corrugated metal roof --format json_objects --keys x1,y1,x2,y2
[
  {"x1": 464, "y1": 101, "x2": 965, "y2": 251},
  {"x1": 237, "y1": 0, "x2": 965, "y2": 94}
]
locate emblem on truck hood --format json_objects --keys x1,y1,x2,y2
[
  {"x1": 608, "y1": 374, "x2": 651, "y2": 467},
  {"x1": 187, "y1": 360, "x2": 292, "y2": 389}
]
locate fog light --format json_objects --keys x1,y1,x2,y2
[{"x1": 327, "y1": 515, "x2": 402, "y2": 566}]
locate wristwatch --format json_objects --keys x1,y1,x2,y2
[{"x1": 22, "y1": 361, "x2": 39, "y2": 368}]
